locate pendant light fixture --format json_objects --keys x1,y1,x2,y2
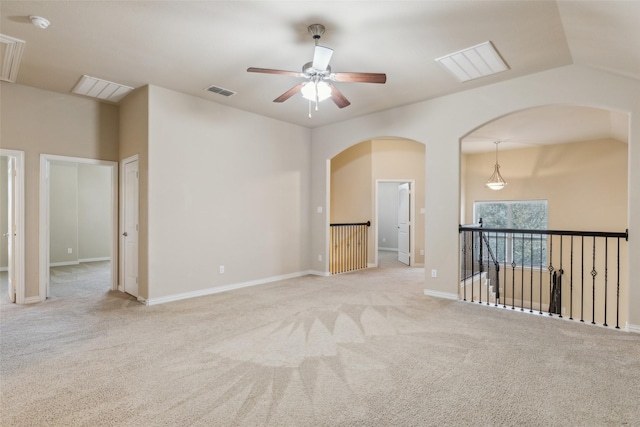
[{"x1": 485, "y1": 140, "x2": 507, "y2": 190}]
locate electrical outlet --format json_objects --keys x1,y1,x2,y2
[
  {"x1": 219, "y1": 266, "x2": 225, "y2": 274},
  {"x1": 431, "y1": 269, "x2": 437, "y2": 278},
  {"x1": 67, "y1": 248, "x2": 72, "y2": 254},
  {"x1": 420, "y1": 249, "x2": 425, "y2": 256},
  {"x1": 318, "y1": 255, "x2": 322, "y2": 262}
]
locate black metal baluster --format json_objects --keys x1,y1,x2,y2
[
  {"x1": 558, "y1": 236, "x2": 563, "y2": 319},
  {"x1": 503, "y1": 232, "x2": 508, "y2": 308},
  {"x1": 616, "y1": 237, "x2": 620, "y2": 329},
  {"x1": 539, "y1": 234, "x2": 543, "y2": 315},
  {"x1": 478, "y1": 231, "x2": 484, "y2": 304},
  {"x1": 529, "y1": 233, "x2": 534, "y2": 313},
  {"x1": 520, "y1": 233, "x2": 525, "y2": 311},
  {"x1": 471, "y1": 230, "x2": 475, "y2": 303},
  {"x1": 591, "y1": 236, "x2": 597, "y2": 325},
  {"x1": 603, "y1": 238, "x2": 608, "y2": 327},
  {"x1": 580, "y1": 236, "x2": 584, "y2": 322},
  {"x1": 495, "y1": 232, "x2": 500, "y2": 307},
  {"x1": 548, "y1": 235, "x2": 554, "y2": 317},
  {"x1": 569, "y1": 236, "x2": 574, "y2": 320}
]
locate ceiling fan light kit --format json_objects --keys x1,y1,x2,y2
[{"x1": 247, "y1": 23, "x2": 386, "y2": 118}]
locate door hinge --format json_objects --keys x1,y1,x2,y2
[{"x1": 136, "y1": 224, "x2": 138, "y2": 231}]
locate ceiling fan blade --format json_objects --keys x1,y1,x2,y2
[
  {"x1": 331, "y1": 72, "x2": 387, "y2": 84},
  {"x1": 247, "y1": 67, "x2": 302, "y2": 77},
  {"x1": 328, "y1": 84, "x2": 351, "y2": 109},
  {"x1": 312, "y1": 46, "x2": 333, "y2": 71},
  {"x1": 273, "y1": 84, "x2": 304, "y2": 103}
]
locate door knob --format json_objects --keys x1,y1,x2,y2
[{"x1": 122, "y1": 232, "x2": 128, "y2": 237}]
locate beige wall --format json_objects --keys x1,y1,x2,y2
[
  {"x1": 145, "y1": 85, "x2": 311, "y2": 300},
  {"x1": 0, "y1": 82, "x2": 119, "y2": 298},
  {"x1": 49, "y1": 162, "x2": 78, "y2": 264},
  {"x1": 330, "y1": 138, "x2": 425, "y2": 265},
  {"x1": 462, "y1": 139, "x2": 628, "y2": 230},
  {"x1": 78, "y1": 164, "x2": 112, "y2": 260}
]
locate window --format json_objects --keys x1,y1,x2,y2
[{"x1": 474, "y1": 200, "x2": 548, "y2": 266}]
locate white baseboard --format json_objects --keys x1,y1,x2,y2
[
  {"x1": 141, "y1": 270, "x2": 317, "y2": 306},
  {"x1": 79, "y1": 257, "x2": 111, "y2": 263},
  {"x1": 49, "y1": 261, "x2": 80, "y2": 267},
  {"x1": 379, "y1": 247, "x2": 398, "y2": 252},
  {"x1": 23, "y1": 296, "x2": 43, "y2": 304},
  {"x1": 423, "y1": 289, "x2": 459, "y2": 300},
  {"x1": 0, "y1": 267, "x2": 7, "y2": 272},
  {"x1": 627, "y1": 323, "x2": 640, "y2": 334},
  {"x1": 308, "y1": 270, "x2": 331, "y2": 277}
]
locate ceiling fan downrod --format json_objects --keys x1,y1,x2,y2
[{"x1": 308, "y1": 24, "x2": 325, "y2": 45}]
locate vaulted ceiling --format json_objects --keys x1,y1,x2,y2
[{"x1": 1, "y1": 1, "x2": 638, "y2": 149}]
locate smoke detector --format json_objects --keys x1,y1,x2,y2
[{"x1": 30, "y1": 16, "x2": 50, "y2": 29}]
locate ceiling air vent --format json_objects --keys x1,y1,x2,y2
[
  {"x1": 0, "y1": 34, "x2": 26, "y2": 83},
  {"x1": 435, "y1": 41, "x2": 509, "y2": 82},
  {"x1": 206, "y1": 85, "x2": 236, "y2": 97},
  {"x1": 72, "y1": 75, "x2": 134, "y2": 103}
]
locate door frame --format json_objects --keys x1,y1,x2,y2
[
  {"x1": 0, "y1": 149, "x2": 25, "y2": 304},
  {"x1": 374, "y1": 179, "x2": 415, "y2": 267},
  {"x1": 39, "y1": 154, "x2": 118, "y2": 300},
  {"x1": 119, "y1": 154, "x2": 139, "y2": 296}
]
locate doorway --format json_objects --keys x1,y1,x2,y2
[
  {"x1": 39, "y1": 155, "x2": 118, "y2": 300},
  {"x1": 375, "y1": 180, "x2": 415, "y2": 267},
  {"x1": 0, "y1": 150, "x2": 25, "y2": 304}
]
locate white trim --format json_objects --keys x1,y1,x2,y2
[
  {"x1": 40, "y1": 154, "x2": 119, "y2": 301},
  {"x1": 308, "y1": 270, "x2": 331, "y2": 277},
  {"x1": 79, "y1": 257, "x2": 111, "y2": 263},
  {"x1": 140, "y1": 271, "x2": 316, "y2": 306},
  {"x1": 1, "y1": 149, "x2": 25, "y2": 304},
  {"x1": 0, "y1": 267, "x2": 6, "y2": 272},
  {"x1": 23, "y1": 296, "x2": 42, "y2": 304},
  {"x1": 49, "y1": 261, "x2": 80, "y2": 267},
  {"x1": 379, "y1": 247, "x2": 398, "y2": 252},
  {"x1": 627, "y1": 323, "x2": 640, "y2": 334},
  {"x1": 423, "y1": 289, "x2": 459, "y2": 300}
]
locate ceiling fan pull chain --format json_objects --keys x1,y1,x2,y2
[{"x1": 308, "y1": 99, "x2": 312, "y2": 119}]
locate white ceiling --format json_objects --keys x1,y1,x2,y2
[{"x1": 1, "y1": 1, "x2": 638, "y2": 148}]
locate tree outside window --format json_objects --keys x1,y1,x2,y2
[{"x1": 474, "y1": 200, "x2": 548, "y2": 267}]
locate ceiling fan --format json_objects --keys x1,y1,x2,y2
[{"x1": 247, "y1": 24, "x2": 386, "y2": 116}]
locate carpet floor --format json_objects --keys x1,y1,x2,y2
[{"x1": 1, "y1": 254, "x2": 639, "y2": 426}]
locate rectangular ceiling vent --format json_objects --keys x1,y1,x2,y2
[
  {"x1": 206, "y1": 85, "x2": 236, "y2": 97},
  {"x1": 72, "y1": 75, "x2": 134, "y2": 103},
  {"x1": 0, "y1": 34, "x2": 26, "y2": 83},
  {"x1": 435, "y1": 41, "x2": 509, "y2": 82}
]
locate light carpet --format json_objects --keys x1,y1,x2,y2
[{"x1": 1, "y1": 255, "x2": 639, "y2": 426}]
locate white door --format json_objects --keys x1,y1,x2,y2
[
  {"x1": 397, "y1": 183, "x2": 410, "y2": 265},
  {"x1": 122, "y1": 159, "x2": 139, "y2": 297},
  {"x1": 6, "y1": 157, "x2": 16, "y2": 302}
]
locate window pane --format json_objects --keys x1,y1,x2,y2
[
  {"x1": 475, "y1": 203, "x2": 508, "y2": 228},
  {"x1": 511, "y1": 202, "x2": 547, "y2": 230}
]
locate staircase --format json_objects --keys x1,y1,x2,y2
[{"x1": 460, "y1": 272, "x2": 497, "y2": 304}]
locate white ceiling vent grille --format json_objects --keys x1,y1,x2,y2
[
  {"x1": 435, "y1": 41, "x2": 509, "y2": 82},
  {"x1": 206, "y1": 85, "x2": 236, "y2": 97},
  {"x1": 0, "y1": 34, "x2": 26, "y2": 83},
  {"x1": 72, "y1": 75, "x2": 134, "y2": 103}
]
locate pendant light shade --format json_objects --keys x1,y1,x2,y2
[{"x1": 485, "y1": 141, "x2": 507, "y2": 190}]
